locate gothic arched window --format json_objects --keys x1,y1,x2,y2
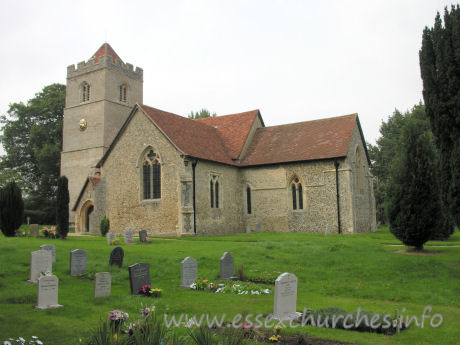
[
  {"x1": 119, "y1": 84, "x2": 127, "y2": 103},
  {"x1": 142, "y1": 149, "x2": 161, "y2": 200},
  {"x1": 291, "y1": 177, "x2": 303, "y2": 210},
  {"x1": 210, "y1": 175, "x2": 220, "y2": 208},
  {"x1": 82, "y1": 82, "x2": 90, "y2": 102},
  {"x1": 246, "y1": 186, "x2": 252, "y2": 214}
]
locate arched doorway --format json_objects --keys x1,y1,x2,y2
[{"x1": 80, "y1": 200, "x2": 95, "y2": 233}]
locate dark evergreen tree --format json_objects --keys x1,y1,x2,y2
[
  {"x1": 56, "y1": 176, "x2": 69, "y2": 239},
  {"x1": 188, "y1": 109, "x2": 216, "y2": 119},
  {"x1": 388, "y1": 117, "x2": 443, "y2": 250},
  {"x1": 0, "y1": 182, "x2": 24, "y2": 237},
  {"x1": 419, "y1": 5, "x2": 460, "y2": 232}
]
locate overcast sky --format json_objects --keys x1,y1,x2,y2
[{"x1": 0, "y1": 0, "x2": 455, "y2": 154}]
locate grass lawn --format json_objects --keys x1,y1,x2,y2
[{"x1": 0, "y1": 227, "x2": 459, "y2": 344}]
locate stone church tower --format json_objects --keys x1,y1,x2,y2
[{"x1": 61, "y1": 43, "x2": 143, "y2": 226}]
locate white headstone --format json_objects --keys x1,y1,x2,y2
[
  {"x1": 29, "y1": 250, "x2": 52, "y2": 283},
  {"x1": 94, "y1": 272, "x2": 111, "y2": 298},
  {"x1": 36, "y1": 275, "x2": 62, "y2": 309},
  {"x1": 107, "y1": 232, "x2": 116, "y2": 245},
  {"x1": 181, "y1": 257, "x2": 197, "y2": 287},
  {"x1": 124, "y1": 230, "x2": 134, "y2": 244},
  {"x1": 40, "y1": 244, "x2": 56, "y2": 262},
  {"x1": 70, "y1": 249, "x2": 87, "y2": 276},
  {"x1": 220, "y1": 252, "x2": 234, "y2": 280},
  {"x1": 273, "y1": 273, "x2": 298, "y2": 320}
]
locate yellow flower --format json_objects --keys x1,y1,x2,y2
[{"x1": 268, "y1": 335, "x2": 280, "y2": 342}]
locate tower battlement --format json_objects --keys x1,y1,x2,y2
[{"x1": 67, "y1": 54, "x2": 143, "y2": 80}]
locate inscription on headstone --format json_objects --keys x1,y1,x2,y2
[
  {"x1": 181, "y1": 257, "x2": 197, "y2": 287},
  {"x1": 107, "y1": 232, "x2": 116, "y2": 245},
  {"x1": 124, "y1": 230, "x2": 134, "y2": 244},
  {"x1": 273, "y1": 273, "x2": 298, "y2": 320},
  {"x1": 109, "y1": 247, "x2": 124, "y2": 267},
  {"x1": 36, "y1": 275, "x2": 62, "y2": 309},
  {"x1": 220, "y1": 252, "x2": 234, "y2": 280},
  {"x1": 40, "y1": 244, "x2": 56, "y2": 262},
  {"x1": 30, "y1": 224, "x2": 39, "y2": 237},
  {"x1": 139, "y1": 230, "x2": 148, "y2": 243},
  {"x1": 128, "y1": 263, "x2": 151, "y2": 294},
  {"x1": 29, "y1": 250, "x2": 52, "y2": 283},
  {"x1": 70, "y1": 249, "x2": 87, "y2": 276},
  {"x1": 94, "y1": 272, "x2": 111, "y2": 298}
]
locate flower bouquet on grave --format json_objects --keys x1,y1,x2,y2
[
  {"x1": 139, "y1": 285, "x2": 163, "y2": 297},
  {"x1": 108, "y1": 309, "x2": 129, "y2": 331}
]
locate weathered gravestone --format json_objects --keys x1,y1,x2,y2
[
  {"x1": 220, "y1": 252, "x2": 234, "y2": 280},
  {"x1": 29, "y1": 250, "x2": 52, "y2": 283},
  {"x1": 246, "y1": 225, "x2": 251, "y2": 234},
  {"x1": 70, "y1": 249, "x2": 87, "y2": 276},
  {"x1": 256, "y1": 223, "x2": 261, "y2": 232},
  {"x1": 273, "y1": 273, "x2": 298, "y2": 320},
  {"x1": 139, "y1": 230, "x2": 148, "y2": 243},
  {"x1": 107, "y1": 232, "x2": 116, "y2": 245},
  {"x1": 94, "y1": 272, "x2": 111, "y2": 298},
  {"x1": 124, "y1": 230, "x2": 134, "y2": 244},
  {"x1": 109, "y1": 247, "x2": 124, "y2": 267},
  {"x1": 128, "y1": 263, "x2": 151, "y2": 294},
  {"x1": 40, "y1": 244, "x2": 56, "y2": 262},
  {"x1": 36, "y1": 274, "x2": 62, "y2": 309},
  {"x1": 181, "y1": 257, "x2": 197, "y2": 287},
  {"x1": 30, "y1": 224, "x2": 39, "y2": 237}
]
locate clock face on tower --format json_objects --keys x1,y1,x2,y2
[{"x1": 79, "y1": 118, "x2": 87, "y2": 131}]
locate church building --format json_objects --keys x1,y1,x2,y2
[{"x1": 61, "y1": 43, "x2": 376, "y2": 236}]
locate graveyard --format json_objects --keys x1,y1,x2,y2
[{"x1": 0, "y1": 227, "x2": 459, "y2": 344}]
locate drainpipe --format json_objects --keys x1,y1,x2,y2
[
  {"x1": 334, "y1": 159, "x2": 342, "y2": 234},
  {"x1": 192, "y1": 160, "x2": 198, "y2": 235}
]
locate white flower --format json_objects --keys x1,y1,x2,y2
[
  {"x1": 251, "y1": 290, "x2": 260, "y2": 295},
  {"x1": 19, "y1": 338, "x2": 25, "y2": 343},
  {"x1": 36, "y1": 342, "x2": 43, "y2": 345},
  {"x1": 3, "y1": 341, "x2": 12, "y2": 345},
  {"x1": 31, "y1": 337, "x2": 37, "y2": 340},
  {"x1": 263, "y1": 289, "x2": 270, "y2": 294},
  {"x1": 190, "y1": 283, "x2": 197, "y2": 290}
]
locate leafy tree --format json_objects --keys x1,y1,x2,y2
[
  {"x1": 0, "y1": 182, "x2": 24, "y2": 237},
  {"x1": 419, "y1": 5, "x2": 460, "y2": 230},
  {"x1": 0, "y1": 83, "x2": 65, "y2": 224},
  {"x1": 56, "y1": 176, "x2": 69, "y2": 239},
  {"x1": 188, "y1": 109, "x2": 216, "y2": 119},
  {"x1": 388, "y1": 117, "x2": 443, "y2": 250},
  {"x1": 100, "y1": 216, "x2": 110, "y2": 237}
]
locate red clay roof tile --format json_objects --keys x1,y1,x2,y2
[{"x1": 91, "y1": 43, "x2": 123, "y2": 63}]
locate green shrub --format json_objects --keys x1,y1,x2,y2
[
  {"x1": 100, "y1": 216, "x2": 110, "y2": 237},
  {"x1": 0, "y1": 182, "x2": 24, "y2": 237}
]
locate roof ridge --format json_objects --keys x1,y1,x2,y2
[
  {"x1": 196, "y1": 109, "x2": 260, "y2": 121},
  {"x1": 260, "y1": 113, "x2": 358, "y2": 130}
]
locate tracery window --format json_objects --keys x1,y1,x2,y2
[
  {"x1": 119, "y1": 84, "x2": 127, "y2": 103},
  {"x1": 82, "y1": 82, "x2": 90, "y2": 102},
  {"x1": 142, "y1": 149, "x2": 161, "y2": 200},
  {"x1": 291, "y1": 177, "x2": 303, "y2": 210},
  {"x1": 210, "y1": 175, "x2": 220, "y2": 208}
]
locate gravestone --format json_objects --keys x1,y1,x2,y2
[
  {"x1": 139, "y1": 230, "x2": 148, "y2": 243},
  {"x1": 94, "y1": 272, "x2": 111, "y2": 298},
  {"x1": 36, "y1": 275, "x2": 62, "y2": 309},
  {"x1": 107, "y1": 232, "x2": 116, "y2": 245},
  {"x1": 124, "y1": 230, "x2": 134, "y2": 244},
  {"x1": 70, "y1": 249, "x2": 87, "y2": 276},
  {"x1": 128, "y1": 263, "x2": 151, "y2": 294},
  {"x1": 181, "y1": 257, "x2": 197, "y2": 287},
  {"x1": 220, "y1": 252, "x2": 234, "y2": 280},
  {"x1": 30, "y1": 224, "x2": 39, "y2": 237},
  {"x1": 29, "y1": 250, "x2": 52, "y2": 283},
  {"x1": 40, "y1": 244, "x2": 56, "y2": 262},
  {"x1": 256, "y1": 223, "x2": 261, "y2": 232},
  {"x1": 246, "y1": 225, "x2": 251, "y2": 234},
  {"x1": 273, "y1": 273, "x2": 298, "y2": 320},
  {"x1": 109, "y1": 247, "x2": 124, "y2": 267}
]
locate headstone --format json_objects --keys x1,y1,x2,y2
[
  {"x1": 27, "y1": 217, "x2": 30, "y2": 225},
  {"x1": 139, "y1": 230, "x2": 148, "y2": 243},
  {"x1": 40, "y1": 244, "x2": 56, "y2": 262},
  {"x1": 107, "y1": 232, "x2": 116, "y2": 245},
  {"x1": 94, "y1": 272, "x2": 111, "y2": 298},
  {"x1": 29, "y1": 250, "x2": 52, "y2": 283},
  {"x1": 30, "y1": 224, "x2": 39, "y2": 237},
  {"x1": 246, "y1": 225, "x2": 251, "y2": 234},
  {"x1": 220, "y1": 252, "x2": 234, "y2": 280},
  {"x1": 273, "y1": 273, "x2": 298, "y2": 320},
  {"x1": 109, "y1": 247, "x2": 124, "y2": 267},
  {"x1": 256, "y1": 223, "x2": 261, "y2": 232},
  {"x1": 128, "y1": 263, "x2": 151, "y2": 294},
  {"x1": 181, "y1": 257, "x2": 197, "y2": 287},
  {"x1": 36, "y1": 274, "x2": 62, "y2": 309},
  {"x1": 70, "y1": 249, "x2": 87, "y2": 276},
  {"x1": 124, "y1": 230, "x2": 134, "y2": 244}
]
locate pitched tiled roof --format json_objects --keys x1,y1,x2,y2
[
  {"x1": 240, "y1": 114, "x2": 358, "y2": 166},
  {"x1": 196, "y1": 110, "x2": 262, "y2": 159},
  {"x1": 139, "y1": 105, "x2": 235, "y2": 165},
  {"x1": 91, "y1": 43, "x2": 123, "y2": 63}
]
